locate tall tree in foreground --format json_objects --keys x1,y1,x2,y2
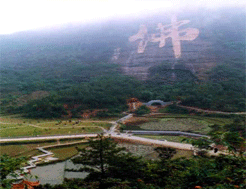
[
  {"x1": 72, "y1": 134, "x2": 127, "y2": 188},
  {"x1": 0, "y1": 155, "x2": 26, "y2": 189}
]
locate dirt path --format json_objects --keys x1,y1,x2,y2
[{"x1": 176, "y1": 103, "x2": 246, "y2": 115}]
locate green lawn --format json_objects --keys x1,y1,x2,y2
[
  {"x1": 0, "y1": 139, "x2": 87, "y2": 158},
  {"x1": 0, "y1": 115, "x2": 112, "y2": 160},
  {"x1": 0, "y1": 125, "x2": 103, "y2": 138},
  {"x1": 0, "y1": 115, "x2": 111, "y2": 138},
  {"x1": 48, "y1": 143, "x2": 87, "y2": 160},
  {"x1": 0, "y1": 142, "x2": 56, "y2": 157},
  {"x1": 37, "y1": 121, "x2": 111, "y2": 128}
]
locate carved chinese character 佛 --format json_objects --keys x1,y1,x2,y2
[
  {"x1": 129, "y1": 24, "x2": 150, "y2": 53},
  {"x1": 151, "y1": 15, "x2": 199, "y2": 58}
]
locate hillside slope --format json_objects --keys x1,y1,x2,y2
[{"x1": 0, "y1": 8, "x2": 245, "y2": 116}]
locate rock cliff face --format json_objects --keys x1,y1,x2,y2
[
  {"x1": 111, "y1": 10, "x2": 244, "y2": 81},
  {"x1": 114, "y1": 37, "x2": 216, "y2": 80}
]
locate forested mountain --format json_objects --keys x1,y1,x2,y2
[{"x1": 0, "y1": 7, "x2": 245, "y2": 117}]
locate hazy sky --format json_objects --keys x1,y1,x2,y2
[{"x1": 1, "y1": 0, "x2": 245, "y2": 34}]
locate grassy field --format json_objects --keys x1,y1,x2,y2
[
  {"x1": 0, "y1": 115, "x2": 112, "y2": 138},
  {"x1": 48, "y1": 143, "x2": 87, "y2": 161},
  {"x1": 1, "y1": 126, "x2": 102, "y2": 138},
  {"x1": 0, "y1": 142, "x2": 53, "y2": 157},
  {"x1": 0, "y1": 139, "x2": 88, "y2": 158}
]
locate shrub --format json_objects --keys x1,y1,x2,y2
[{"x1": 135, "y1": 105, "x2": 151, "y2": 116}]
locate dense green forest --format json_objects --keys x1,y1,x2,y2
[{"x1": 1, "y1": 62, "x2": 245, "y2": 118}]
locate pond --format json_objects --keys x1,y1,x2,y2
[
  {"x1": 28, "y1": 160, "x2": 88, "y2": 185},
  {"x1": 27, "y1": 142, "x2": 192, "y2": 185},
  {"x1": 27, "y1": 143, "x2": 156, "y2": 185}
]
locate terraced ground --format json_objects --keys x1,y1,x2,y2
[
  {"x1": 140, "y1": 118, "x2": 210, "y2": 134},
  {"x1": 0, "y1": 143, "x2": 42, "y2": 157},
  {"x1": 117, "y1": 143, "x2": 193, "y2": 159},
  {"x1": 127, "y1": 115, "x2": 233, "y2": 135}
]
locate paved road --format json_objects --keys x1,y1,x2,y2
[{"x1": 0, "y1": 134, "x2": 98, "y2": 142}]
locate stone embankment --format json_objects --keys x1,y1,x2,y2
[
  {"x1": 112, "y1": 135, "x2": 193, "y2": 151},
  {"x1": 16, "y1": 147, "x2": 57, "y2": 180},
  {"x1": 123, "y1": 130, "x2": 208, "y2": 138}
]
